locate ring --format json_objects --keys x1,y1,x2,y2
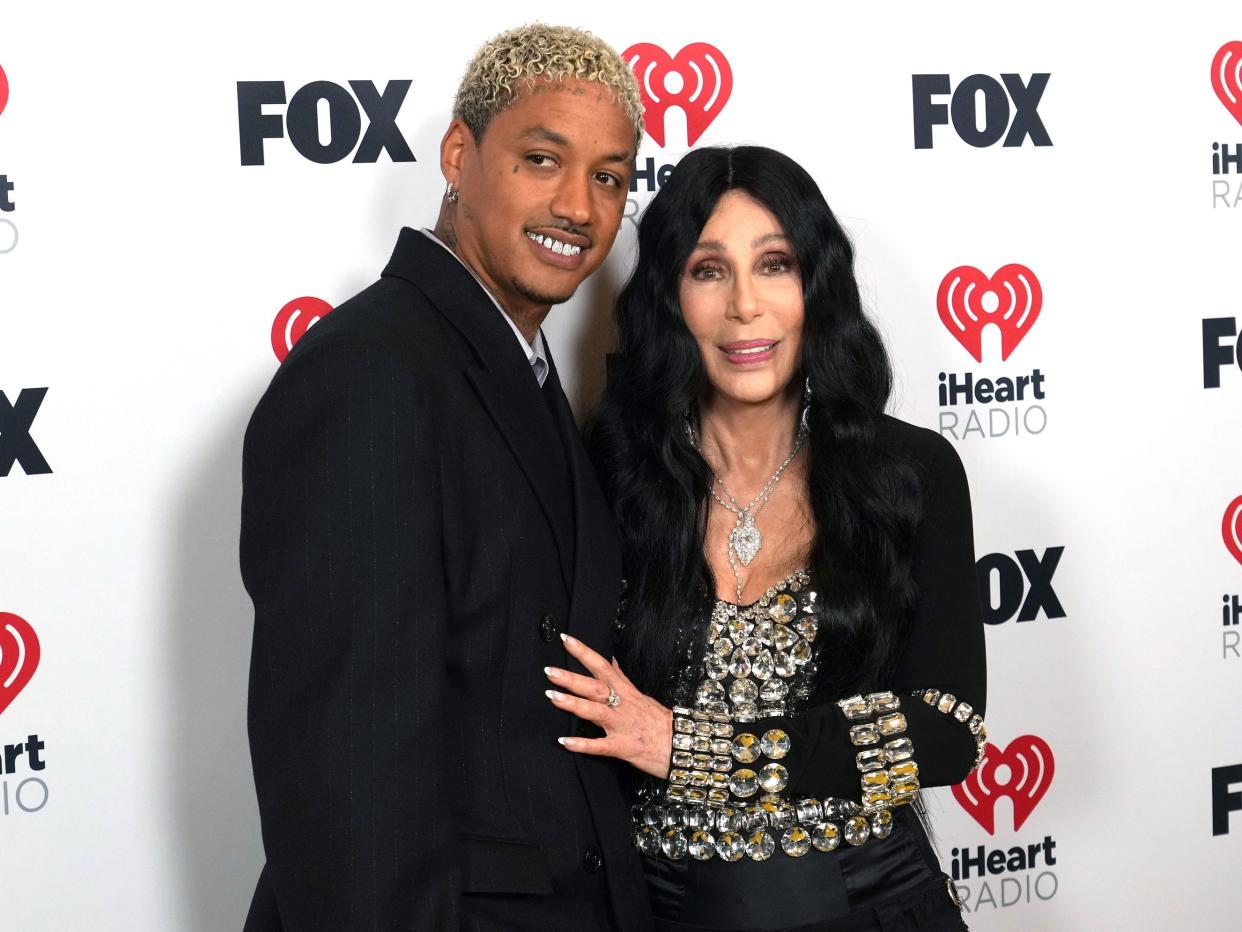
[{"x1": 606, "y1": 688, "x2": 621, "y2": 709}]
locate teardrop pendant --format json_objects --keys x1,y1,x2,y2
[{"x1": 729, "y1": 511, "x2": 763, "y2": 567}]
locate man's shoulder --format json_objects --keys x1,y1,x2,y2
[
  {"x1": 290, "y1": 276, "x2": 438, "y2": 360},
  {"x1": 276, "y1": 258, "x2": 478, "y2": 387}
]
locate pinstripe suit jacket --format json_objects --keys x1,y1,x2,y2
[{"x1": 240, "y1": 228, "x2": 652, "y2": 931}]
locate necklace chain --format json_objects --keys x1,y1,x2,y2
[{"x1": 701, "y1": 425, "x2": 807, "y2": 603}]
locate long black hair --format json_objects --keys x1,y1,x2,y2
[{"x1": 589, "y1": 145, "x2": 924, "y2": 703}]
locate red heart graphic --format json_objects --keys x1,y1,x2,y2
[
  {"x1": 1212, "y1": 41, "x2": 1242, "y2": 127},
  {"x1": 0, "y1": 64, "x2": 8, "y2": 117},
  {"x1": 937, "y1": 264, "x2": 1042, "y2": 363},
  {"x1": 622, "y1": 43, "x2": 732, "y2": 147},
  {"x1": 0, "y1": 613, "x2": 40, "y2": 717},
  {"x1": 1223, "y1": 495, "x2": 1242, "y2": 567},
  {"x1": 271, "y1": 296, "x2": 333, "y2": 363},
  {"x1": 952, "y1": 735, "x2": 1055, "y2": 834}
]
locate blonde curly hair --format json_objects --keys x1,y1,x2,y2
[{"x1": 453, "y1": 23, "x2": 644, "y2": 149}]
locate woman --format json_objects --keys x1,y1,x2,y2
[{"x1": 544, "y1": 146, "x2": 985, "y2": 930}]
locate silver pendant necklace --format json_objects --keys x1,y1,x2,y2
[{"x1": 705, "y1": 425, "x2": 807, "y2": 603}]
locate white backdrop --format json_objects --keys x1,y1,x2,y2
[{"x1": 2, "y1": 3, "x2": 1241, "y2": 929}]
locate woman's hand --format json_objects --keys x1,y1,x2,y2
[{"x1": 545, "y1": 633, "x2": 673, "y2": 779}]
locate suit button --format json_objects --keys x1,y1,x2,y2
[
  {"x1": 539, "y1": 613, "x2": 559, "y2": 643},
  {"x1": 582, "y1": 846, "x2": 603, "y2": 873}
]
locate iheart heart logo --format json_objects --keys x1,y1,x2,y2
[
  {"x1": 0, "y1": 613, "x2": 40, "y2": 717},
  {"x1": 1223, "y1": 495, "x2": 1242, "y2": 567},
  {"x1": 271, "y1": 296, "x2": 333, "y2": 363},
  {"x1": 1212, "y1": 41, "x2": 1242, "y2": 127},
  {"x1": 622, "y1": 43, "x2": 732, "y2": 147},
  {"x1": 937, "y1": 264, "x2": 1042, "y2": 363},
  {"x1": 0, "y1": 64, "x2": 8, "y2": 116},
  {"x1": 953, "y1": 735, "x2": 1055, "y2": 834}
]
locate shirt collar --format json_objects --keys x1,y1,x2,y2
[{"x1": 419, "y1": 228, "x2": 548, "y2": 387}]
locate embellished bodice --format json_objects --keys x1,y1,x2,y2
[
  {"x1": 693, "y1": 569, "x2": 821, "y2": 721},
  {"x1": 685, "y1": 569, "x2": 819, "y2": 720},
  {"x1": 663, "y1": 569, "x2": 823, "y2": 722},
  {"x1": 633, "y1": 570, "x2": 894, "y2": 862},
  {"x1": 628, "y1": 562, "x2": 987, "y2": 865}
]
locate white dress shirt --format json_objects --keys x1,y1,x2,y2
[{"x1": 420, "y1": 229, "x2": 549, "y2": 387}]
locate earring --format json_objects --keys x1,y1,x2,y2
[
  {"x1": 445, "y1": 182, "x2": 459, "y2": 204},
  {"x1": 800, "y1": 376, "x2": 812, "y2": 433},
  {"x1": 682, "y1": 406, "x2": 699, "y2": 448}
]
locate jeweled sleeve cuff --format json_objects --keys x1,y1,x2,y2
[
  {"x1": 913, "y1": 688, "x2": 987, "y2": 773},
  {"x1": 837, "y1": 691, "x2": 921, "y2": 813},
  {"x1": 668, "y1": 706, "x2": 735, "y2": 806}
]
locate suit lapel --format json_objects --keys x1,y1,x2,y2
[
  {"x1": 542, "y1": 353, "x2": 622, "y2": 646},
  {"x1": 382, "y1": 228, "x2": 575, "y2": 593}
]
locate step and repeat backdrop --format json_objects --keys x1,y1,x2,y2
[{"x1": 2, "y1": 4, "x2": 1240, "y2": 929}]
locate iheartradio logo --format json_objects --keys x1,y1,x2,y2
[
  {"x1": 1224, "y1": 495, "x2": 1242, "y2": 567},
  {"x1": 0, "y1": 64, "x2": 8, "y2": 116},
  {"x1": 623, "y1": 43, "x2": 732, "y2": 148},
  {"x1": 1212, "y1": 41, "x2": 1242, "y2": 127},
  {"x1": 953, "y1": 735, "x2": 1055, "y2": 834},
  {"x1": 271, "y1": 296, "x2": 333, "y2": 362},
  {"x1": 0, "y1": 613, "x2": 40, "y2": 717},
  {"x1": 937, "y1": 264, "x2": 1042, "y2": 363}
]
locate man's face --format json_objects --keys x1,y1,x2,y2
[{"x1": 446, "y1": 79, "x2": 636, "y2": 317}]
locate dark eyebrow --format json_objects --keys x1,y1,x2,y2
[
  {"x1": 519, "y1": 126, "x2": 570, "y2": 147},
  {"x1": 752, "y1": 232, "x2": 789, "y2": 248},
  {"x1": 691, "y1": 233, "x2": 789, "y2": 252},
  {"x1": 519, "y1": 126, "x2": 632, "y2": 165}
]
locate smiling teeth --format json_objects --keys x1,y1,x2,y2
[
  {"x1": 731, "y1": 344, "x2": 774, "y2": 355},
  {"x1": 528, "y1": 232, "x2": 582, "y2": 256}
]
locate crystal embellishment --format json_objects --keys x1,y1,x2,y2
[
  {"x1": 774, "y1": 651, "x2": 797, "y2": 677},
  {"x1": 811, "y1": 822, "x2": 840, "y2": 852},
  {"x1": 689, "y1": 829, "x2": 716, "y2": 860},
  {"x1": 781, "y1": 826, "x2": 812, "y2": 857},
  {"x1": 760, "y1": 678, "x2": 788, "y2": 702},
  {"x1": 760, "y1": 729, "x2": 790, "y2": 760},
  {"x1": 729, "y1": 769, "x2": 759, "y2": 798},
  {"x1": 751, "y1": 649, "x2": 774, "y2": 681},
  {"x1": 728, "y1": 649, "x2": 752, "y2": 679},
  {"x1": 769, "y1": 594, "x2": 798, "y2": 624},
  {"x1": 871, "y1": 809, "x2": 894, "y2": 840},
  {"x1": 843, "y1": 816, "x2": 871, "y2": 847},
  {"x1": 730, "y1": 677, "x2": 758, "y2": 703},
  {"x1": 661, "y1": 828, "x2": 688, "y2": 859},
  {"x1": 636, "y1": 825, "x2": 660, "y2": 855},
  {"x1": 732, "y1": 733, "x2": 761, "y2": 763},
  {"x1": 716, "y1": 831, "x2": 745, "y2": 861},
  {"x1": 745, "y1": 829, "x2": 775, "y2": 861},
  {"x1": 758, "y1": 763, "x2": 789, "y2": 794}
]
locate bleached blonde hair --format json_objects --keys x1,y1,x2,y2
[{"x1": 453, "y1": 23, "x2": 644, "y2": 149}]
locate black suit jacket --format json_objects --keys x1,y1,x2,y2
[{"x1": 240, "y1": 228, "x2": 652, "y2": 931}]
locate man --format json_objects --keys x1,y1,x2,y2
[{"x1": 240, "y1": 25, "x2": 652, "y2": 931}]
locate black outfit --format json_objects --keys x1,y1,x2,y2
[
  {"x1": 635, "y1": 419, "x2": 983, "y2": 931},
  {"x1": 240, "y1": 228, "x2": 652, "y2": 931}
]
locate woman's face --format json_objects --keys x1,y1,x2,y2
[{"x1": 679, "y1": 190, "x2": 804, "y2": 409}]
